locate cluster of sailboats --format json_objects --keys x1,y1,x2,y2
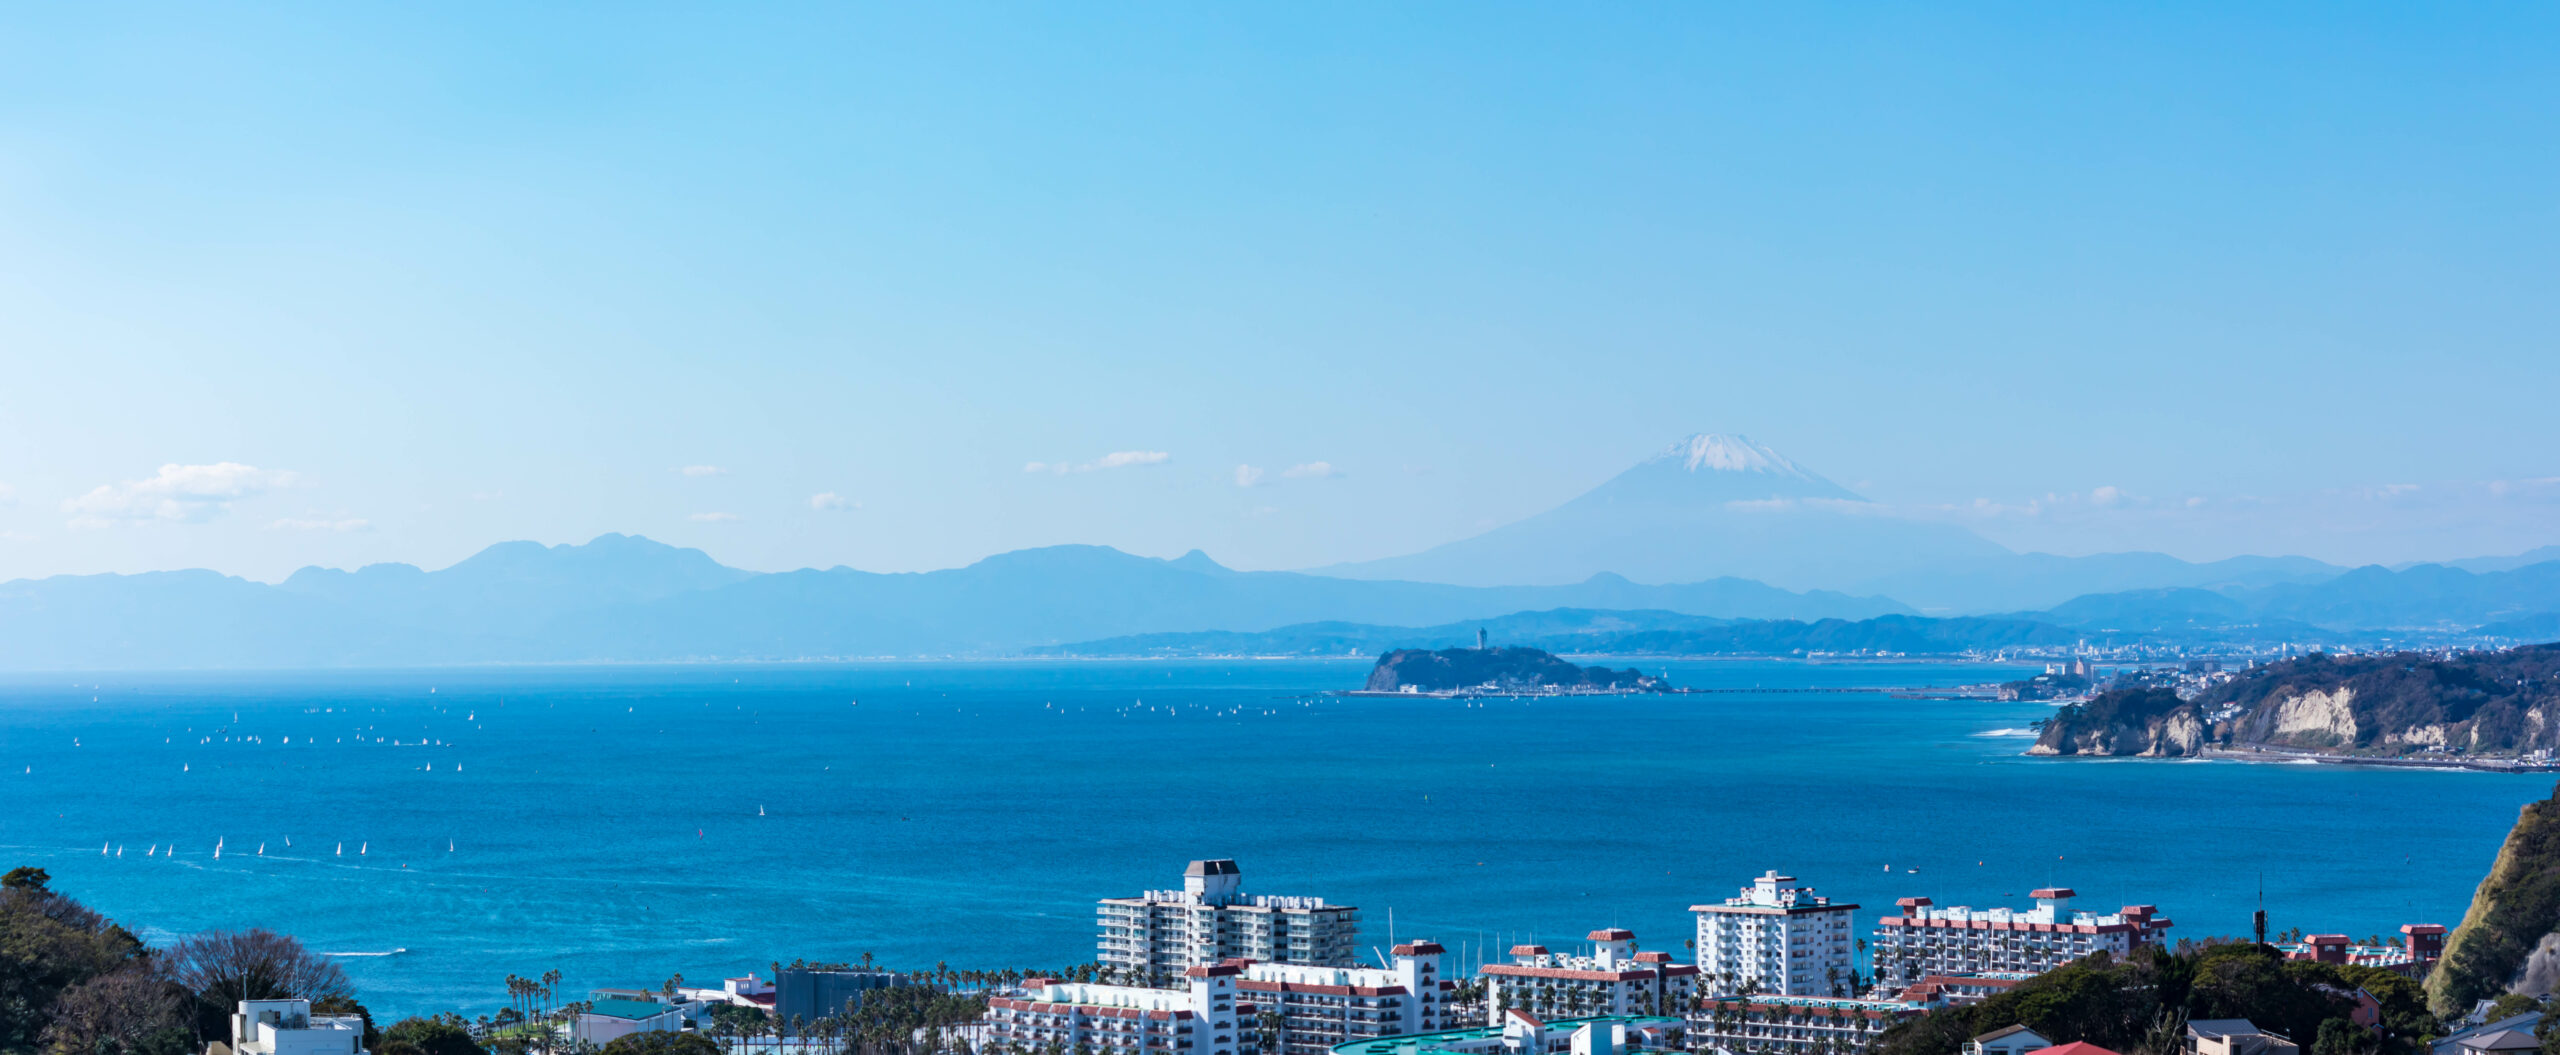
[{"x1": 97, "y1": 836, "x2": 466, "y2": 859}]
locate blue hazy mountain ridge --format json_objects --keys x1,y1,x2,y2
[
  {"x1": 0, "y1": 537, "x2": 1909, "y2": 669},
  {"x1": 1033, "y1": 609, "x2": 2082, "y2": 657},
  {"x1": 1313, "y1": 433, "x2": 2350, "y2": 612},
  {"x1": 2005, "y1": 563, "x2": 2560, "y2": 633}
]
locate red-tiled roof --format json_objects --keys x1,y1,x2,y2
[
  {"x1": 2029, "y1": 888, "x2": 2076, "y2": 900},
  {"x1": 1587, "y1": 929, "x2": 1636, "y2": 941},
  {"x1": 1632, "y1": 952, "x2": 1672, "y2": 963},
  {"x1": 1508, "y1": 945, "x2": 1549, "y2": 957},
  {"x1": 2039, "y1": 1043, "x2": 2119, "y2": 1055},
  {"x1": 1184, "y1": 965, "x2": 1241, "y2": 978},
  {"x1": 1393, "y1": 942, "x2": 1447, "y2": 956}
]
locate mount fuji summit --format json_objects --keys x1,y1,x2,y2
[{"x1": 1316, "y1": 434, "x2": 2011, "y2": 591}]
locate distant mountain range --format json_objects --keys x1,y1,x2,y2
[
  {"x1": 0, "y1": 431, "x2": 2550, "y2": 669},
  {"x1": 0, "y1": 535, "x2": 1907, "y2": 669},
  {"x1": 1320, "y1": 433, "x2": 2349, "y2": 611}
]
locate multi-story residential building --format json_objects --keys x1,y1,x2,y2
[
  {"x1": 1328, "y1": 1013, "x2": 1688, "y2": 1055},
  {"x1": 1243, "y1": 941, "x2": 1453, "y2": 1055},
  {"x1": 985, "y1": 964, "x2": 1249, "y2": 1055},
  {"x1": 1872, "y1": 889, "x2": 2171, "y2": 988},
  {"x1": 1100, "y1": 860, "x2": 1361, "y2": 981},
  {"x1": 1692, "y1": 872, "x2": 1860, "y2": 997},
  {"x1": 1479, "y1": 931, "x2": 1699, "y2": 1025},
  {"x1": 227, "y1": 999, "x2": 368, "y2": 1055},
  {"x1": 1689, "y1": 995, "x2": 1923, "y2": 1055}
]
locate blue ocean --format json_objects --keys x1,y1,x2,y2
[{"x1": 0, "y1": 659, "x2": 2541, "y2": 1019}]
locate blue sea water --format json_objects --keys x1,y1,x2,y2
[{"x1": 0, "y1": 659, "x2": 2545, "y2": 1020}]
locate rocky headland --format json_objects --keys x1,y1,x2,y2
[{"x1": 2030, "y1": 643, "x2": 2560, "y2": 762}]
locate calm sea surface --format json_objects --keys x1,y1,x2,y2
[{"x1": 0, "y1": 659, "x2": 2544, "y2": 1018}]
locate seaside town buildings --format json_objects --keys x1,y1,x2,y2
[
  {"x1": 1477, "y1": 930, "x2": 1699, "y2": 1024},
  {"x1": 227, "y1": 999, "x2": 368, "y2": 1055},
  {"x1": 1101, "y1": 860, "x2": 1361, "y2": 980},
  {"x1": 1871, "y1": 889, "x2": 2173, "y2": 988},
  {"x1": 984, "y1": 963, "x2": 1248, "y2": 1055},
  {"x1": 1692, "y1": 872, "x2": 1861, "y2": 997}
]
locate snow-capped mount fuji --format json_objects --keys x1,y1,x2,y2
[{"x1": 1316, "y1": 433, "x2": 2010, "y2": 590}]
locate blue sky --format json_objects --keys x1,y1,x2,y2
[{"x1": 1, "y1": 4, "x2": 2554, "y2": 581}]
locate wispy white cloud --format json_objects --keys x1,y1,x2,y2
[
  {"x1": 0, "y1": 482, "x2": 15, "y2": 507},
  {"x1": 1233, "y1": 465, "x2": 1265, "y2": 488},
  {"x1": 689, "y1": 512, "x2": 741, "y2": 522},
  {"x1": 65, "y1": 462, "x2": 298, "y2": 528},
  {"x1": 1281, "y1": 462, "x2": 1341, "y2": 479},
  {"x1": 1025, "y1": 451, "x2": 1171, "y2": 475},
  {"x1": 810, "y1": 492, "x2": 857, "y2": 511},
  {"x1": 675, "y1": 465, "x2": 727, "y2": 477},
  {"x1": 0, "y1": 530, "x2": 33, "y2": 543},
  {"x1": 268, "y1": 517, "x2": 372, "y2": 533}
]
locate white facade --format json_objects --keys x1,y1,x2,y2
[
  {"x1": 1692, "y1": 872, "x2": 1860, "y2": 998},
  {"x1": 1478, "y1": 931, "x2": 1699, "y2": 1025},
  {"x1": 1873, "y1": 889, "x2": 2171, "y2": 988},
  {"x1": 985, "y1": 964, "x2": 1246, "y2": 1055},
  {"x1": 1689, "y1": 996, "x2": 1920, "y2": 1055},
  {"x1": 1243, "y1": 942, "x2": 1452, "y2": 1055},
  {"x1": 1100, "y1": 860, "x2": 1360, "y2": 979},
  {"x1": 230, "y1": 1000, "x2": 367, "y2": 1055}
]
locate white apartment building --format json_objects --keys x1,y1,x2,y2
[
  {"x1": 228, "y1": 999, "x2": 368, "y2": 1055},
  {"x1": 1688, "y1": 995, "x2": 1922, "y2": 1055},
  {"x1": 1872, "y1": 888, "x2": 2172, "y2": 988},
  {"x1": 986, "y1": 964, "x2": 1247, "y2": 1055},
  {"x1": 1692, "y1": 871, "x2": 1860, "y2": 997},
  {"x1": 1243, "y1": 941, "x2": 1454, "y2": 1055},
  {"x1": 1479, "y1": 931, "x2": 1699, "y2": 1025},
  {"x1": 1100, "y1": 860, "x2": 1360, "y2": 980}
]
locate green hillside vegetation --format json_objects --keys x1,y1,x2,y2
[
  {"x1": 2428, "y1": 784, "x2": 2560, "y2": 1014},
  {"x1": 1873, "y1": 943, "x2": 2434, "y2": 1055}
]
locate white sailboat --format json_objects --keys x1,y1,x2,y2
[
  {"x1": 447, "y1": 839, "x2": 455, "y2": 852},
  {"x1": 758, "y1": 805, "x2": 766, "y2": 816},
  {"x1": 359, "y1": 842, "x2": 367, "y2": 855},
  {"x1": 257, "y1": 843, "x2": 265, "y2": 856},
  {"x1": 213, "y1": 838, "x2": 222, "y2": 860},
  {"x1": 101, "y1": 842, "x2": 109, "y2": 855},
  {"x1": 115, "y1": 846, "x2": 122, "y2": 857},
  {"x1": 336, "y1": 843, "x2": 343, "y2": 856}
]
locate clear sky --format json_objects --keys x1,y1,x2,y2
[{"x1": 1, "y1": 3, "x2": 2554, "y2": 581}]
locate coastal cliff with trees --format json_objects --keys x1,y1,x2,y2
[
  {"x1": 2030, "y1": 644, "x2": 2560, "y2": 760},
  {"x1": 2426, "y1": 784, "x2": 2560, "y2": 1014}
]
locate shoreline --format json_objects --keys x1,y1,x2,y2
[{"x1": 2030, "y1": 744, "x2": 2560, "y2": 773}]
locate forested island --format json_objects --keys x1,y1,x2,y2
[
  {"x1": 2030, "y1": 643, "x2": 2560, "y2": 763},
  {"x1": 1357, "y1": 645, "x2": 1672, "y2": 695}
]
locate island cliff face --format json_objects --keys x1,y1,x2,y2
[
  {"x1": 2030, "y1": 644, "x2": 2560, "y2": 759},
  {"x1": 1363, "y1": 646, "x2": 1669, "y2": 693},
  {"x1": 2428, "y1": 784, "x2": 2560, "y2": 1014}
]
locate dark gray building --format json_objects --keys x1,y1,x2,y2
[{"x1": 774, "y1": 969, "x2": 908, "y2": 1024}]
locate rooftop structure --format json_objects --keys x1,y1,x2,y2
[
  {"x1": 1101, "y1": 860, "x2": 1361, "y2": 979},
  {"x1": 1874, "y1": 890, "x2": 2171, "y2": 988},
  {"x1": 228, "y1": 999, "x2": 367, "y2": 1055},
  {"x1": 1964, "y1": 1025, "x2": 2051, "y2": 1055},
  {"x1": 571, "y1": 998, "x2": 700, "y2": 1047},
  {"x1": 1692, "y1": 872, "x2": 1860, "y2": 997},
  {"x1": 2279, "y1": 925, "x2": 2446, "y2": 980},
  {"x1": 2188, "y1": 1019, "x2": 2299, "y2": 1055}
]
